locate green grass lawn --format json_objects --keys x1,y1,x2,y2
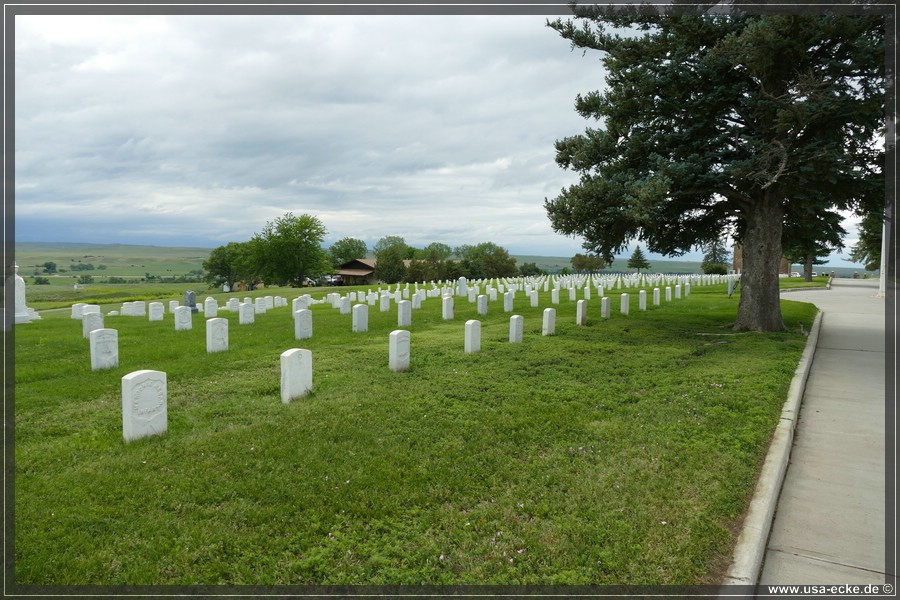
[{"x1": 13, "y1": 279, "x2": 818, "y2": 586}]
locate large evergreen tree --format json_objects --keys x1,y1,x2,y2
[
  {"x1": 627, "y1": 245, "x2": 651, "y2": 273},
  {"x1": 545, "y1": 6, "x2": 885, "y2": 331}
]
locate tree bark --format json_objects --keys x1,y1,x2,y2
[{"x1": 734, "y1": 193, "x2": 787, "y2": 332}]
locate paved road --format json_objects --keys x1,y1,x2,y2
[{"x1": 759, "y1": 279, "x2": 890, "y2": 585}]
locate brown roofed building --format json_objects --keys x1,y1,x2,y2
[{"x1": 336, "y1": 258, "x2": 377, "y2": 286}]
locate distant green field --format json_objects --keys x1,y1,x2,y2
[{"x1": 15, "y1": 242, "x2": 211, "y2": 281}]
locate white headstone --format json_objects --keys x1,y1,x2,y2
[
  {"x1": 551, "y1": 289, "x2": 560, "y2": 305},
  {"x1": 530, "y1": 290, "x2": 539, "y2": 308},
  {"x1": 280, "y1": 348, "x2": 312, "y2": 403},
  {"x1": 239, "y1": 302, "x2": 255, "y2": 324},
  {"x1": 542, "y1": 308, "x2": 556, "y2": 336},
  {"x1": 204, "y1": 297, "x2": 218, "y2": 318},
  {"x1": 380, "y1": 294, "x2": 391, "y2": 313},
  {"x1": 569, "y1": 287, "x2": 577, "y2": 302},
  {"x1": 148, "y1": 302, "x2": 164, "y2": 321},
  {"x1": 639, "y1": 290, "x2": 647, "y2": 311},
  {"x1": 675, "y1": 284, "x2": 682, "y2": 299},
  {"x1": 90, "y1": 328, "x2": 118, "y2": 370},
  {"x1": 294, "y1": 309, "x2": 312, "y2": 340},
  {"x1": 620, "y1": 293, "x2": 630, "y2": 316},
  {"x1": 653, "y1": 288, "x2": 661, "y2": 306},
  {"x1": 477, "y1": 295, "x2": 488, "y2": 316},
  {"x1": 601, "y1": 297, "x2": 611, "y2": 319},
  {"x1": 82, "y1": 304, "x2": 101, "y2": 316},
  {"x1": 576, "y1": 299, "x2": 587, "y2": 325},
  {"x1": 389, "y1": 330, "x2": 411, "y2": 372},
  {"x1": 666, "y1": 286, "x2": 672, "y2": 302},
  {"x1": 174, "y1": 306, "x2": 192, "y2": 331},
  {"x1": 206, "y1": 318, "x2": 228, "y2": 353},
  {"x1": 397, "y1": 300, "x2": 412, "y2": 327},
  {"x1": 584, "y1": 286, "x2": 591, "y2": 300},
  {"x1": 442, "y1": 296, "x2": 454, "y2": 320},
  {"x1": 82, "y1": 312, "x2": 104, "y2": 338},
  {"x1": 255, "y1": 297, "x2": 267, "y2": 314},
  {"x1": 503, "y1": 291, "x2": 514, "y2": 313},
  {"x1": 71, "y1": 303, "x2": 87, "y2": 319},
  {"x1": 13, "y1": 263, "x2": 39, "y2": 324},
  {"x1": 340, "y1": 296, "x2": 351, "y2": 315},
  {"x1": 457, "y1": 277, "x2": 468, "y2": 297},
  {"x1": 509, "y1": 315, "x2": 523, "y2": 343},
  {"x1": 265, "y1": 296, "x2": 274, "y2": 309},
  {"x1": 121, "y1": 370, "x2": 167, "y2": 442},
  {"x1": 292, "y1": 296, "x2": 309, "y2": 313},
  {"x1": 465, "y1": 320, "x2": 481, "y2": 353},
  {"x1": 352, "y1": 304, "x2": 369, "y2": 333},
  {"x1": 168, "y1": 300, "x2": 179, "y2": 313}
]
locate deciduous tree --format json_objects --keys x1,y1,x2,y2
[
  {"x1": 329, "y1": 237, "x2": 368, "y2": 268},
  {"x1": 252, "y1": 213, "x2": 330, "y2": 288}
]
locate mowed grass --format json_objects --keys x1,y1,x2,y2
[{"x1": 13, "y1": 281, "x2": 818, "y2": 586}]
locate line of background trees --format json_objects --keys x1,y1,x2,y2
[{"x1": 202, "y1": 212, "x2": 529, "y2": 289}]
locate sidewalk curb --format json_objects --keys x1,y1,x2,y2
[{"x1": 721, "y1": 310, "x2": 824, "y2": 588}]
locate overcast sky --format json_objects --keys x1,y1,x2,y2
[{"x1": 13, "y1": 12, "x2": 868, "y2": 266}]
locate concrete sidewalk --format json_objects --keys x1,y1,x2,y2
[{"x1": 758, "y1": 278, "x2": 889, "y2": 585}]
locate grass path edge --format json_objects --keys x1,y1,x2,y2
[{"x1": 722, "y1": 309, "x2": 824, "y2": 586}]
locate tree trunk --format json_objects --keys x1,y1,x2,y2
[
  {"x1": 734, "y1": 193, "x2": 787, "y2": 332},
  {"x1": 804, "y1": 253, "x2": 813, "y2": 282}
]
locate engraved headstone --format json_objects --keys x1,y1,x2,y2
[
  {"x1": 280, "y1": 348, "x2": 312, "y2": 403},
  {"x1": 239, "y1": 302, "x2": 254, "y2": 324},
  {"x1": 174, "y1": 306, "x2": 192, "y2": 330},
  {"x1": 206, "y1": 318, "x2": 228, "y2": 353},
  {"x1": 90, "y1": 328, "x2": 118, "y2": 370},
  {"x1": 169, "y1": 300, "x2": 179, "y2": 313},
  {"x1": 380, "y1": 294, "x2": 391, "y2": 313},
  {"x1": 620, "y1": 293, "x2": 630, "y2": 316},
  {"x1": 204, "y1": 297, "x2": 218, "y2": 318},
  {"x1": 148, "y1": 302, "x2": 164, "y2": 321},
  {"x1": 82, "y1": 311, "x2": 104, "y2": 338},
  {"x1": 340, "y1": 296, "x2": 351, "y2": 315},
  {"x1": 389, "y1": 330, "x2": 411, "y2": 372},
  {"x1": 601, "y1": 296, "x2": 611, "y2": 319},
  {"x1": 254, "y1": 297, "x2": 267, "y2": 314},
  {"x1": 121, "y1": 370, "x2": 167, "y2": 442},
  {"x1": 184, "y1": 291, "x2": 198, "y2": 314},
  {"x1": 71, "y1": 303, "x2": 87, "y2": 319}
]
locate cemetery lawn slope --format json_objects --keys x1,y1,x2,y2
[{"x1": 14, "y1": 283, "x2": 817, "y2": 586}]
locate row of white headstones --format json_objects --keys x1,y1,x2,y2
[{"x1": 76, "y1": 273, "x2": 737, "y2": 443}]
